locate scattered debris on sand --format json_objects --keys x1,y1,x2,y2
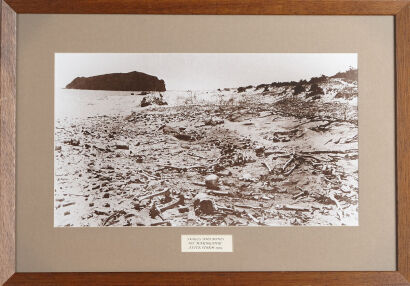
[{"x1": 55, "y1": 70, "x2": 358, "y2": 227}]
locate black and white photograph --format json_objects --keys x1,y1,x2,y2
[{"x1": 54, "y1": 53, "x2": 358, "y2": 227}]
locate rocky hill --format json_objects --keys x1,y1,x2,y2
[{"x1": 66, "y1": 71, "x2": 166, "y2": 91}]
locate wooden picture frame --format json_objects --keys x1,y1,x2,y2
[{"x1": 0, "y1": 0, "x2": 408, "y2": 285}]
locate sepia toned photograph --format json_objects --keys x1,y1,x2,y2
[{"x1": 54, "y1": 53, "x2": 358, "y2": 227}]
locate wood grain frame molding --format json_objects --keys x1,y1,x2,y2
[{"x1": 0, "y1": 0, "x2": 408, "y2": 285}]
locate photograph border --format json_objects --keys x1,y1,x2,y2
[{"x1": 0, "y1": 0, "x2": 409, "y2": 285}]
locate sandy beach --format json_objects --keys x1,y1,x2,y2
[{"x1": 54, "y1": 75, "x2": 358, "y2": 227}]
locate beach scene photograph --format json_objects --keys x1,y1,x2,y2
[{"x1": 54, "y1": 53, "x2": 358, "y2": 227}]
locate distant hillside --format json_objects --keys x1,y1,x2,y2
[
  {"x1": 66, "y1": 71, "x2": 166, "y2": 91},
  {"x1": 235, "y1": 68, "x2": 358, "y2": 93},
  {"x1": 330, "y1": 68, "x2": 358, "y2": 81},
  {"x1": 230, "y1": 68, "x2": 358, "y2": 106}
]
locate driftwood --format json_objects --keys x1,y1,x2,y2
[
  {"x1": 151, "y1": 221, "x2": 171, "y2": 226},
  {"x1": 277, "y1": 205, "x2": 310, "y2": 212},
  {"x1": 139, "y1": 188, "x2": 170, "y2": 201},
  {"x1": 149, "y1": 203, "x2": 164, "y2": 220},
  {"x1": 102, "y1": 210, "x2": 127, "y2": 226},
  {"x1": 156, "y1": 164, "x2": 208, "y2": 171},
  {"x1": 265, "y1": 150, "x2": 288, "y2": 157},
  {"x1": 329, "y1": 193, "x2": 343, "y2": 211},
  {"x1": 310, "y1": 120, "x2": 334, "y2": 132},
  {"x1": 215, "y1": 204, "x2": 235, "y2": 213},
  {"x1": 102, "y1": 214, "x2": 118, "y2": 226},
  {"x1": 61, "y1": 193, "x2": 88, "y2": 197},
  {"x1": 188, "y1": 152, "x2": 208, "y2": 159},
  {"x1": 257, "y1": 111, "x2": 274, "y2": 118},
  {"x1": 62, "y1": 202, "x2": 76, "y2": 207},
  {"x1": 299, "y1": 154, "x2": 321, "y2": 162},
  {"x1": 262, "y1": 161, "x2": 272, "y2": 172},
  {"x1": 235, "y1": 204, "x2": 261, "y2": 210},
  {"x1": 208, "y1": 190, "x2": 230, "y2": 196},
  {"x1": 159, "y1": 195, "x2": 185, "y2": 212},
  {"x1": 283, "y1": 164, "x2": 297, "y2": 176},
  {"x1": 161, "y1": 125, "x2": 195, "y2": 141},
  {"x1": 282, "y1": 153, "x2": 295, "y2": 171},
  {"x1": 192, "y1": 182, "x2": 206, "y2": 187},
  {"x1": 246, "y1": 211, "x2": 260, "y2": 224},
  {"x1": 94, "y1": 210, "x2": 109, "y2": 216},
  {"x1": 292, "y1": 190, "x2": 309, "y2": 200},
  {"x1": 139, "y1": 170, "x2": 157, "y2": 179},
  {"x1": 300, "y1": 150, "x2": 357, "y2": 155},
  {"x1": 156, "y1": 164, "x2": 189, "y2": 171}
]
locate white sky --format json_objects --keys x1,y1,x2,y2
[{"x1": 55, "y1": 53, "x2": 357, "y2": 91}]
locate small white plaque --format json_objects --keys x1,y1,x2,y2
[{"x1": 181, "y1": 235, "x2": 233, "y2": 252}]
